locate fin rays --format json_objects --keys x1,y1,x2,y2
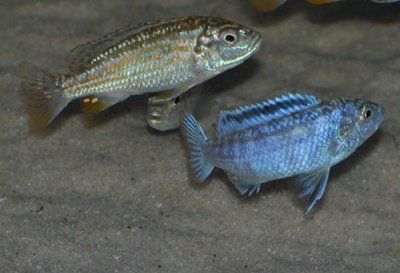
[
  {"x1": 294, "y1": 168, "x2": 330, "y2": 214},
  {"x1": 226, "y1": 172, "x2": 262, "y2": 196},
  {"x1": 182, "y1": 114, "x2": 214, "y2": 182},
  {"x1": 20, "y1": 62, "x2": 70, "y2": 127}
]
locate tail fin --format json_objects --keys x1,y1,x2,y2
[
  {"x1": 20, "y1": 62, "x2": 70, "y2": 126},
  {"x1": 182, "y1": 113, "x2": 214, "y2": 182}
]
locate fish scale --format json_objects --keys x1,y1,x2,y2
[
  {"x1": 183, "y1": 92, "x2": 384, "y2": 213},
  {"x1": 22, "y1": 16, "x2": 261, "y2": 126},
  {"x1": 65, "y1": 38, "x2": 194, "y2": 96}
]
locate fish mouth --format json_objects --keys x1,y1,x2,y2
[
  {"x1": 147, "y1": 108, "x2": 164, "y2": 122},
  {"x1": 147, "y1": 111, "x2": 179, "y2": 131},
  {"x1": 248, "y1": 34, "x2": 262, "y2": 54}
]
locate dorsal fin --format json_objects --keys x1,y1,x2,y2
[
  {"x1": 216, "y1": 92, "x2": 321, "y2": 137},
  {"x1": 67, "y1": 18, "x2": 172, "y2": 73}
]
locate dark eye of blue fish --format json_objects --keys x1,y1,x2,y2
[{"x1": 362, "y1": 105, "x2": 373, "y2": 120}]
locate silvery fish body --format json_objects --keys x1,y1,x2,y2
[
  {"x1": 22, "y1": 16, "x2": 261, "y2": 126},
  {"x1": 248, "y1": 0, "x2": 400, "y2": 11},
  {"x1": 183, "y1": 92, "x2": 384, "y2": 213}
]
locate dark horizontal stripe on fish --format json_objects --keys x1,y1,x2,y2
[
  {"x1": 225, "y1": 97, "x2": 313, "y2": 123},
  {"x1": 217, "y1": 104, "x2": 335, "y2": 148}
]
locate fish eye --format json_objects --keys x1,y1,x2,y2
[
  {"x1": 174, "y1": 96, "x2": 181, "y2": 105},
  {"x1": 221, "y1": 30, "x2": 238, "y2": 45},
  {"x1": 362, "y1": 106, "x2": 373, "y2": 120}
]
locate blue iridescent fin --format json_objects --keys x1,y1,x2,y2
[
  {"x1": 182, "y1": 113, "x2": 214, "y2": 182},
  {"x1": 226, "y1": 173, "x2": 262, "y2": 196},
  {"x1": 67, "y1": 18, "x2": 172, "y2": 73},
  {"x1": 216, "y1": 92, "x2": 320, "y2": 137},
  {"x1": 294, "y1": 168, "x2": 330, "y2": 214}
]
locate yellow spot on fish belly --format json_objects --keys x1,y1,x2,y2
[
  {"x1": 91, "y1": 97, "x2": 99, "y2": 103},
  {"x1": 83, "y1": 98, "x2": 91, "y2": 104}
]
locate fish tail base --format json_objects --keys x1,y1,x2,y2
[{"x1": 20, "y1": 62, "x2": 70, "y2": 126}]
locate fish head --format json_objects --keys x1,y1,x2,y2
[
  {"x1": 146, "y1": 93, "x2": 191, "y2": 131},
  {"x1": 335, "y1": 98, "x2": 384, "y2": 151},
  {"x1": 352, "y1": 99, "x2": 384, "y2": 145},
  {"x1": 195, "y1": 17, "x2": 262, "y2": 73}
]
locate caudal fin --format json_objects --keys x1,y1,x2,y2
[
  {"x1": 182, "y1": 113, "x2": 214, "y2": 182},
  {"x1": 20, "y1": 62, "x2": 70, "y2": 126}
]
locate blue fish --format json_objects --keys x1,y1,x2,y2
[{"x1": 182, "y1": 92, "x2": 384, "y2": 213}]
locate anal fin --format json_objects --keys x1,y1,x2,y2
[
  {"x1": 81, "y1": 93, "x2": 131, "y2": 113},
  {"x1": 226, "y1": 172, "x2": 262, "y2": 196},
  {"x1": 294, "y1": 168, "x2": 330, "y2": 214},
  {"x1": 151, "y1": 85, "x2": 192, "y2": 103}
]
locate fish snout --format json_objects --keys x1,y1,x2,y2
[{"x1": 248, "y1": 33, "x2": 262, "y2": 53}]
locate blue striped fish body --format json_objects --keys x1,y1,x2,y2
[
  {"x1": 183, "y1": 92, "x2": 384, "y2": 213},
  {"x1": 207, "y1": 105, "x2": 335, "y2": 179}
]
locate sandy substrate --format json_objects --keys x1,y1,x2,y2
[{"x1": 0, "y1": 0, "x2": 399, "y2": 272}]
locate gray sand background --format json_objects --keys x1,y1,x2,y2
[{"x1": 1, "y1": 0, "x2": 399, "y2": 272}]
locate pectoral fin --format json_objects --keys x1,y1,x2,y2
[
  {"x1": 226, "y1": 173, "x2": 262, "y2": 196},
  {"x1": 294, "y1": 168, "x2": 330, "y2": 214}
]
